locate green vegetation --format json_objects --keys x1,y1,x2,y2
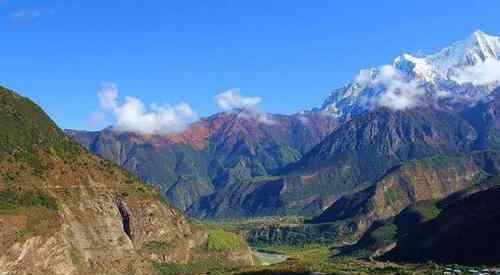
[
  {"x1": 408, "y1": 200, "x2": 441, "y2": 222},
  {"x1": 384, "y1": 187, "x2": 399, "y2": 207},
  {"x1": 0, "y1": 189, "x2": 60, "y2": 244},
  {"x1": 153, "y1": 257, "x2": 233, "y2": 275},
  {"x1": 369, "y1": 222, "x2": 398, "y2": 247},
  {"x1": 241, "y1": 244, "x2": 443, "y2": 275},
  {"x1": 0, "y1": 190, "x2": 58, "y2": 212},
  {"x1": 0, "y1": 86, "x2": 81, "y2": 175},
  {"x1": 151, "y1": 240, "x2": 445, "y2": 275},
  {"x1": 207, "y1": 228, "x2": 245, "y2": 252}
]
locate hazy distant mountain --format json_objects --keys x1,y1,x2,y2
[
  {"x1": 67, "y1": 111, "x2": 337, "y2": 211},
  {"x1": 67, "y1": 31, "x2": 500, "y2": 222}
]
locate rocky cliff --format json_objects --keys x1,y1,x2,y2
[{"x1": 0, "y1": 86, "x2": 253, "y2": 275}]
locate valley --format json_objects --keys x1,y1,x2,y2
[
  {"x1": 3, "y1": 22, "x2": 500, "y2": 274},
  {"x1": 61, "y1": 31, "x2": 500, "y2": 274}
]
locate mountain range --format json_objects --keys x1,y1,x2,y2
[
  {"x1": 3, "y1": 30, "x2": 500, "y2": 273},
  {"x1": 319, "y1": 30, "x2": 500, "y2": 121},
  {"x1": 67, "y1": 31, "x2": 500, "y2": 222},
  {"x1": 67, "y1": 111, "x2": 337, "y2": 213}
]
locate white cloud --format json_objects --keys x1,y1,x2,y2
[
  {"x1": 96, "y1": 82, "x2": 197, "y2": 134},
  {"x1": 98, "y1": 82, "x2": 118, "y2": 111},
  {"x1": 215, "y1": 89, "x2": 274, "y2": 124},
  {"x1": 215, "y1": 89, "x2": 262, "y2": 111},
  {"x1": 452, "y1": 59, "x2": 500, "y2": 86},
  {"x1": 357, "y1": 65, "x2": 426, "y2": 111},
  {"x1": 375, "y1": 66, "x2": 426, "y2": 110}
]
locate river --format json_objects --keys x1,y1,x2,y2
[{"x1": 251, "y1": 250, "x2": 289, "y2": 266}]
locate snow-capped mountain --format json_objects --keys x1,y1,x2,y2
[{"x1": 320, "y1": 30, "x2": 500, "y2": 121}]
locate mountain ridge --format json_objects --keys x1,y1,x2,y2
[
  {"x1": 67, "y1": 111, "x2": 338, "y2": 211},
  {"x1": 0, "y1": 85, "x2": 254, "y2": 275},
  {"x1": 320, "y1": 30, "x2": 500, "y2": 122}
]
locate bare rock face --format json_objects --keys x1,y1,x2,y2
[
  {"x1": 0, "y1": 86, "x2": 253, "y2": 275},
  {"x1": 0, "y1": 154, "x2": 205, "y2": 275}
]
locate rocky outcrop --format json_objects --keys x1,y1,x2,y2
[{"x1": 0, "y1": 86, "x2": 253, "y2": 275}]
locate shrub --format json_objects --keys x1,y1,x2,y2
[{"x1": 0, "y1": 190, "x2": 58, "y2": 211}]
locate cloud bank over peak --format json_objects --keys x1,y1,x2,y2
[
  {"x1": 320, "y1": 31, "x2": 500, "y2": 121},
  {"x1": 96, "y1": 82, "x2": 198, "y2": 134},
  {"x1": 215, "y1": 89, "x2": 262, "y2": 111},
  {"x1": 215, "y1": 89, "x2": 274, "y2": 124},
  {"x1": 373, "y1": 66, "x2": 426, "y2": 110},
  {"x1": 451, "y1": 59, "x2": 500, "y2": 86},
  {"x1": 351, "y1": 65, "x2": 426, "y2": 111}
]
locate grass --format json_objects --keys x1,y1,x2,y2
[
  {"x1": 369, "y1": 222, "x2": 398, "y2": 247},
  {"x1": 237, "y1": 244, "x2": 443, "y2": 275},
  {"x1": 207, "y1": 228, "x2": 245, "y2": 252},
  {"x1": 410, "y1": 200, "x2": 441, "y2": 222},
  {"x1": 152, "y1": 218, "x2": 448, "y2": 275},
  {"x1": 152, "y1": 257, "x2": 244, "y2": 275}
]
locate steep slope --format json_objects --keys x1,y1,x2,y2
[
  {"x1": 335, "y1": 200, "x2": 443, "y2": 259},
  {"x1": 320, "y1": 30, "x2": 500, "y2": 122},
  {"x1": 243, "y1": 152, "x2": 500, "y2": 247},
  {"x1": 66, "y1": 129, "x2": 213, "y2": 211},
  {"x1": 345, "y1": 182, "x2": 493, "y2": 260},
  {"x1": 382, "y1": 176, "x2": 500, "y2": 265},
  {"x1": 189, "y1": 106, "x2": 479, "y2": 219},
  {"x1": 311, "y1": 151, "x2": 500, "y2": 238},
  {"x1": 461, "y1": 91, "x2": 500, "y2": 150},
  {"x1": 288, "y1": 106, "x2": 476, "y2": 173},
  {"x1": 0, "y1": 86, "x2": 253, "y2": 275},
  {"x1": 67, "y1": 111, "x2": 337, "y2": 211}
]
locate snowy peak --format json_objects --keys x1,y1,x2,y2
[
  {"x1": 393, "y1": 53, "x2": 435, "y2": 81},
  {"x1": 320, "y1": 31, "x2": 500, "y2": 121},
  {"x1": 467, "y1": 30, "x2": 500, "y2": 57},
  {"x1": 394, "y1": 30, "x2": 500, "y2": 80},
  {"x1": 425, "y1": 30, "x2": 500, "y2": 75}
]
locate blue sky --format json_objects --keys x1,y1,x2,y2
[{"x1": 1, "y1": 0, "x2": 499, "y2": 130}]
